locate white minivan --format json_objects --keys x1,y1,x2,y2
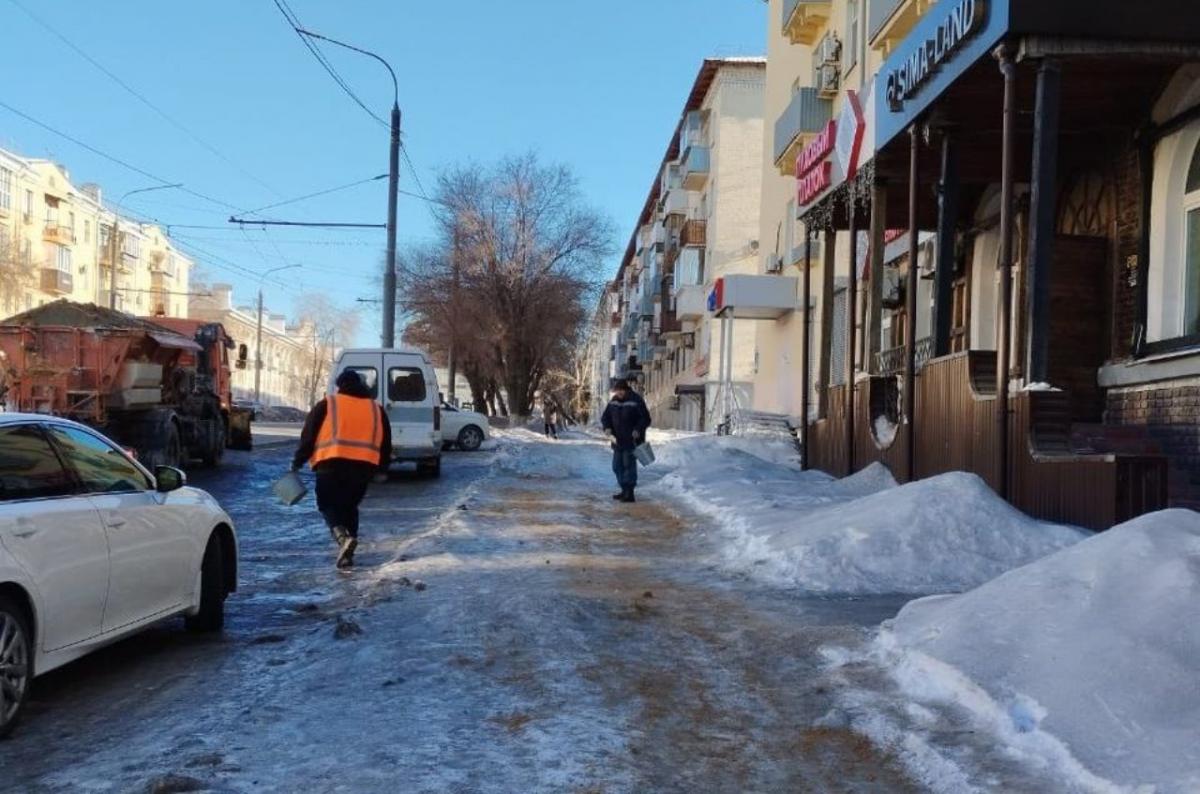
[{"x1": 331, "y1": 348, "x2": 442, "y2": 476}]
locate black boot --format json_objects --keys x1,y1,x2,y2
[
  {"x1": 619, "y1": 488, "x2": 635, "y2": 503},
  {"x1": 612, "y1": 490, "x2": 625, "y2": 500}
]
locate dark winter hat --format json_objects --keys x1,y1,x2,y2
[
  {"x1": 336, "y1": 370, "x2": 366, "y2": 392},
  {"x1": 612, "y1": 379, "x2": 630, "y2": 391}
]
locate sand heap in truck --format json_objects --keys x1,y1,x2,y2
[{"x1": 0, "y1": 300, "x2": 253, "y2": 467}]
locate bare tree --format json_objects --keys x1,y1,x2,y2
[
  {"x1": 0, "y1": 229, "x2": 33, "y2": 319},
  {"x1": 402, "y1": 153, "x2": 613, "y2": 419},
  {"x1": 294, "y1": 293, "x2": 361, "y2": 407}
]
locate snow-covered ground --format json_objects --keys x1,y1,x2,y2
[
  {"x1": 639, "y1": 430, "x2": 1200, "y2": 792},
  {"x1": 849, "y1": 508, "x2": 1200, "y2": 793},
  {"x1": 643, "y1": 430, "x2": 1085, "y2": 595}
]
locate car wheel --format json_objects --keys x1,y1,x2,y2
[
  {"x1": 0, "y1": 595, "x2": 33, "y2": 740},
  {"x1": 457, "y1": 425, "x2": 484, "y2": 452},
  {"x1": 185, "y1": 534, "x2": 226, "y2": 633}
]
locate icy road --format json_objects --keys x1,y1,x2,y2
[{"x1": 2, "y1": 431, "x2": 920, "y2": 793}]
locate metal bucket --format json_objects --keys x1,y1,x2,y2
[
  {"x1": 633, "y1": 442, "x2": 655, "y2": 467},
  {"x1": 272, "y1": 471, "x2": 307, "y2": 506}
]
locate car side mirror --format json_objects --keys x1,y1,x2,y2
[{"x1": 155, "y1": 465, "x2": 187, "y2": 493}]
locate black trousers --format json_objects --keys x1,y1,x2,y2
[{"x1": 314, "y1": 462, "x2": 375, "y2": 538}]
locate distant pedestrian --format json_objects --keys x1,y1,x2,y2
[
  {"x1": 544, "y1": 401, "x2": 559, "y2": 439},
  {"x1": 601, "y1": 379, "x2": 651, "y2": 503},
  {"x1": 292, "y1": 370, "x2": 392, "y2": 569}
]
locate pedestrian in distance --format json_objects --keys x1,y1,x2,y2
[
  {"x1": 601, "y1": 379, "x2": 651, "y2": 503},
  {"x1": 292, "y1": 370, "x2": 392, "y2": 569},
  {"x1": 544, "y1": 400, "x2": 560, "y2": 439}
]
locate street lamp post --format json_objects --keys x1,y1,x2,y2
[
  {"x1": 108, "y1": 183, "x2": 182, "y2": 310},
  {"x1": 297, "y1": 29, "x2": 401, "y2": 348},
  {"x1": 255, "y1": 264, "x2": 302, "y2": 404}
]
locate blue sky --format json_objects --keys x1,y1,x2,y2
[{"x1": 0, "y1": 1, "x2": 765, "y2": 344}]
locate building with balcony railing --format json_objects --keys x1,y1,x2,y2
[
  {"x1": 756, "y1": 0, "x2": 1200, "y2": 530},
  {"x1": 0, "y1": 145, "x2": 193, "y2": 321},
  {"x1": 588, "y1": 58, "x2": 766, "y2": 432}
]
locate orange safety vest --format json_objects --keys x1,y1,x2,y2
[{"x1": 311, "y1": 393, "x2": 384, "y2": 467}]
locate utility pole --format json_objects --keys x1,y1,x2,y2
[
  {"x1": 109, "y1": 183, "x2": 182, "y2": 310},
  {"x1": 254, "y1": 263, "x2": 302, "y2": 404},
  {"x1": 384, "y1": 102, "x2": 400, "y2": 348},
  {"x1": 295, "y1": 29, "x2": 401, "y2": 348},
  {"x1": 447, "y1": 222, "x2": 461, "y2": 402},
  {"x1": 255, "y1": 288, "x2": 265, "y2": 403}
]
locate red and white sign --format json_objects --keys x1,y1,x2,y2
[
  {"x1": 797, "y1": 161, "x2": 833, "y2": 208},
  {"x1": 796, "y1": 119, "x2": 837, "y2": 179},
  {"x1": 834, "y1": 90, "x2": 867, "y2": 182},
  {"x1": 794, "y1": 91, "x2": 868, "y2": 212}
]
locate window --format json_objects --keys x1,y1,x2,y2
[
  {"x1": 56, "y1": 246, "x2": 71, "y2": 273},
  {"x1": 0, "y1": 425, "x2": 74, "y2": 501},
  {"x1": 0, "y1": 226, "x2": 8, "y2": 255},
  {"x1": 45, "y1": 198, "x2": 58, "y2": 225},
  {"x1": 84, "y1": 219, "x2": 91, "y2": 242},
  {"x1": 47, "y1": 426, "x2": 151, "y2": 493},
  {"x1": 23, "y1": 189, "x2": 32, "y2": 219},
  {"x1": 845, "y1": 0, "x2": 861, "y2": 73},
  {"x1": 21, "y1": 239, "x2": 31, "y2": 266},
  {"x1": 68, "y1": 211, "x2": 76, "y2": 236},
  {"x1": 0, "y1": 166, "x2": 11, "y2": 211},
  {"x1": 1185, "y1": 140, "x2": 1200, "y2": 335},
  {"x1": 344, "y1": 366, "x2": 379, "y2": 398},
  {"x1": 388, "y1": 367, "x2": 427, "y2": 403}
]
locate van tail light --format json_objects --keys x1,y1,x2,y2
[{"x1": 434, "y1": 405, "x2": 441, "y2": 431}]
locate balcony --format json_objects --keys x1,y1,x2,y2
[
  {"x1": 875, "y1": 337, "x2": 934, "y2": 376},
  {"x1": 661, "y1": 185, "x2": 689, "y2": 219},
  {"x1": 43, "y1": 224, "x2": 74, "y2": 245},
  {"x1": 869, "y1": 0, "x2": 935, "y2": 54},
  {"x1": 681, "y1": 218, "x2": 706, "y2": 248},
  {"x1": 40, "y1": 267, "x2": 73, "y2": 295},
  {"x1": 680, "y1": 144, "x2": 710, "y2": 191},
  {"x1": 782, "y1": 0, "x2": 832, "y2": 46},
  {"x1": 773, "y1": 88, "x2": 834, "y2": 173}
]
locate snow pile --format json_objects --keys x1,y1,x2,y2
[
  {"x1": 647, "y1": 432, "x2": 1084, "y2": 595},
  {"x1": 878, "y1": 509, "x2": 1200, "y2": 792},
  {"x1": 761, "y1": 472, "x2": 1085, "y2": 594}
]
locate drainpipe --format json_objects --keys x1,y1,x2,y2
[
  {"x1": 845, "y1": 189, "x2": 858, "y2": 475},
  {"x1": 905, "y1": 125, "x2": 920, "y2": 483},
  {"x1": 995, "y1": 44, "x2": 1018, "y2": 501},
  {"x1": 800, "y1": 232, "x2": 812, "y2": 470}
]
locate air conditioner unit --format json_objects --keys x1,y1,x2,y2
[
  {"x1": 766, "y1": 254, "x2": 783, "y2": 274},
  {"x1": 682, "y1": 332, "x2": 696, "y2": 349},
  {"x1": 820, "y1": 34, "x2": 842, "y2": 65},
  {"x1": 817, "y1": 63, "x2": 840, "y2": 99}
]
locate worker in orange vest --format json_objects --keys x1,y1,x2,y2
[{"x1": 292, "y1": 370, "x2": 392, "y2": 569}]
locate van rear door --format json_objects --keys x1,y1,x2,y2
[{"x1": 383, "y1": 353, "x2": 437, "y2": 459}]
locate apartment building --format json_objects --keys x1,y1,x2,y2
[
  {"x1": 592, "y1": 58, "x2": 795, "y2": 432},
  {"x1": 190, "y1": 283, "x2": 317, "y2": 409},
  {"x1": 761, "y1": 0, "x2": 1200, "y2": 528},
  {"x1": 0, "y1": 145, "x2": 192, "y2": 319}
]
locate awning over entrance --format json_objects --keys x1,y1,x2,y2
[{"x1": 709, "y1": 275, "x2": 799, "y2": 320}]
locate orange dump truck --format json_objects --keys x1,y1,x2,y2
[{"x1": 0, "y1": 300, "x2": 253, "y2": 467}]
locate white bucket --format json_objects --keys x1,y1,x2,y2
[
  {"x1": 273, "y1": 471, "x2": 307, "y2": 506},
  {"x1": 633, "y1": 442, "x2": 655, "y2": 467}
]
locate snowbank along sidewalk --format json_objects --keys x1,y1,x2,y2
[{"x1": 642, "y1": 429, "x2": 1085, "y2": 595}]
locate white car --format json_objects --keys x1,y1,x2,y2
[
  {"x1": 440, "y1": 402, "x2": 489, "y2": 451},
  {"x1": 0, "y1": 414, "x2": 237, "y2": 737}
]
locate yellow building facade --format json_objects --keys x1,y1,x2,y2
[{"x1": 0, "y1": 145, "x2": 192, "y2": 320}]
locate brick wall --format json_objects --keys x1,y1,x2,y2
[
  {"x1": 1112, "y1": 146, "x2": 1142, "y2": 360},
  {"x1": 1107, "y1": 381, "x2": 1200, "y2": 504}
]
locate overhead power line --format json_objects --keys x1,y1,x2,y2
[
  {"x1": 0, "y1": 98, "x2": 246, "y2": 214},
  {"x1": 5, "y1": 0, "x2": 281, "y2": 198},
  {"x1": 241, "y1": 173, "x2": 387, "y2": 217},
  {"x1": 272, "y1": 0, "x2": 388, "y2": 129}
]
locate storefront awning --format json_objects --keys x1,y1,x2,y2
[{"x1": 710, "y1": 275, "x2": 799, "y2": 320}]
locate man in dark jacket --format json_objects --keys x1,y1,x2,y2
[
  {"x1": 292, "y1": 370, "x2": 392, "y2": 569},
  {"x1": 601, "y1": 379, "x2": 651, "y2": 503}
]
